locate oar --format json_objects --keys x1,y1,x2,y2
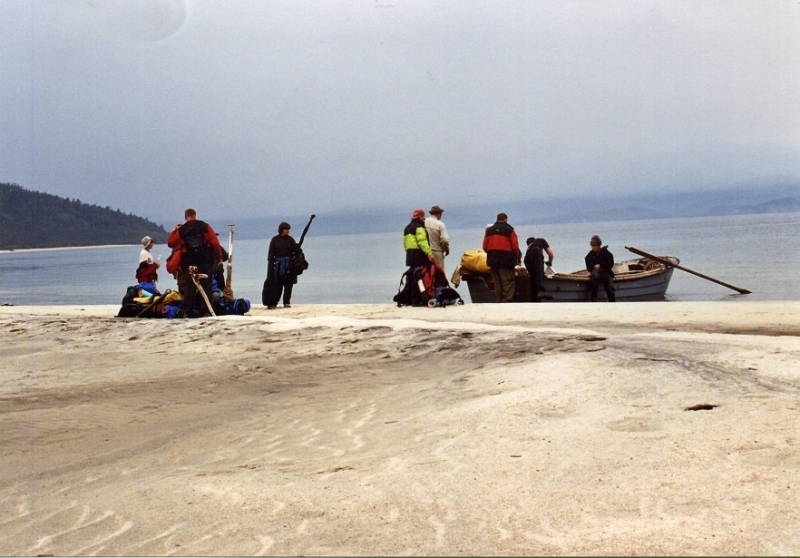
[{"x1": 625, "y1": 246, "x2": 751, "y2": 295}]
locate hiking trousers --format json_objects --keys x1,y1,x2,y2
[
  {"x1": 491, "y1": 266, "x2": 516, "y2": 303},
  {"x1": 272, "y1": 273, "x2": 294, "y2": 306},
  {"x1": 589, "y1": 269, "x2": 615, "y2": 302},
  {"x1": 431, "y1": 250, "x2": 446, "y2": 274}
]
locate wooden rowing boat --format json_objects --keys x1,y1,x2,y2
[{"x1": 458, "y1": 255, "x2": 679, "y2": 303}]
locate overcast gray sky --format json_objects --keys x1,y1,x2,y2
[{"x1": 2, "y1": 0, "x2": 799, "y2": 221}]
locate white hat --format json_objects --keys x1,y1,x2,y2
[{"x1": 141, "y1": 236, "x2": 153, "y2": 247}]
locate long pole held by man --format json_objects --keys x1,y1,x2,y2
[{"x1": 223, "y1": 223, "x2": 235, "y2": 301}]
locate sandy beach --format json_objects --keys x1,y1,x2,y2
[{"x1": 1, "y1": 301, "x2": 798, "y2": 555}]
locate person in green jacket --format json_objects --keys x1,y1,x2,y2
[{"x1": 403, "y1": 209, "x2": 435, "y2": 267}]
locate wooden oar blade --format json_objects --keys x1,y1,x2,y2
[{"x1": 625, "y1": 246, "x2": 751, "y2": 295}]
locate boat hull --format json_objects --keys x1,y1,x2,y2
[{"x1": 461, "y1": 256, "x2": 678, "y2": 303}]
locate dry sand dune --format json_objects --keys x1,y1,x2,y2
[{"x1": 1, "y1": 302, "x2": 798, "y2": 555}]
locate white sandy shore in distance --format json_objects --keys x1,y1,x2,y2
[
  {"x1": 0, "y1": 244, "x2": 134, "y2": 254},
  {"x1": 1, "y1": 302, "x2": 799, "y2": 555}
]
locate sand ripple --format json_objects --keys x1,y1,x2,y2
[{"x1": 1, "y1": 304, "x2": 799, "y2": 555}]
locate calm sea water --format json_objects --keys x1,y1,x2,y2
[{"x1": 1, "y1": 212, "x2": 798, "y2": 305}]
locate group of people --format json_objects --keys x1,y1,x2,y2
[
  {"x1": 138, "y1": 206, "x2": 616, "y2": 315},
  {"x1": 480, "y1": 212, "x2": 615, "y2": 303},
  {"x1": 402, "y1": 205, "x2": 451, "y2": 270},
  {"x1": 136, "y1": 208, "x2": 305, "y2": 318},
  {"x1": 405, "y1": 208, "x2": 616, "y2": 304}
]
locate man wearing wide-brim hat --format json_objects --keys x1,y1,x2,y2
[{"x1": 425, "y1": 205, "x2": 451, "y2": 273}]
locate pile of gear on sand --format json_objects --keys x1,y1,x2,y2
[
  {"x1": 116, "y1": 271, "x2": 250, "y2": 319},
  {"x1": 117, "y1": 221, "x2": 250, "y2": 319}
]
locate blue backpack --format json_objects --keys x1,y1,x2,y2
[{"x1": 216, "y1": 298, "x2": 251, "y2": 315}]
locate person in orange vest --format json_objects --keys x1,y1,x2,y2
[
  {"x1": 167, "y1": 208, "x2": 223, "y2": 317},
  {"x1": 482, "y1": 212, "x2": 520, "y2": 302}
]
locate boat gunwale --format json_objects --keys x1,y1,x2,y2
[{"x1": 459, "y1": 256, "x2": 680, "y2": 285}]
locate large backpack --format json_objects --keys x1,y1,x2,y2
[
  {"x1": 116, "y1": 286, "x2": 171, "y2": 318},
  {"x1": 393, "y1": 264, "x2": 464, "y2": 308},
  {"x1": 393, "y1": 267, "x2": 426, "y2": 307},
  {"x1": 428, "y1": 285, "x2": 464, "y2": 308},
  {"x1": 214, "y1": 297, "x2": 251, "y2": 315},
  {"x1": 165, "y1": 247, "x2": 181, "y2": 276},
  {"x1": 179, "y1": 221, "x2": 211, "y2": 267}
]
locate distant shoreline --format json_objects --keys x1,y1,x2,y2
[{"x1": 0, "y1": 244, "x2": 134, "y2": 255}]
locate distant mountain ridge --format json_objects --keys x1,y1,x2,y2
[
  {"x1": 705, "y1": 196, "x2": 800, "y2": 216},
  {"x1": 0, "y1": 183, "x2": 169, "y2": 250},
  {"x1": 222, "y1": 183, "x2": 800, "y2": 239},
  {"x1": 3, "y1": 182, "x2": 797, "y2": 248}
]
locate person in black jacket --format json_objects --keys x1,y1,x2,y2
[
  {"x1": 265, "y1": 222, "x2": 300, "y2": 309},
  {"x1": 523, "y1": 237, "x2": 545, "y2": 302},
  {"x1": 584, "y1": 235, "x2": 616, "y2": 302}
]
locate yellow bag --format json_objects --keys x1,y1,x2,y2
[
  {"x1": 460, "y1": 250, "x2": 491, "y2": 274},
  {"x1": 162, "y1": 291, "x2": 183, "y2": 305}
]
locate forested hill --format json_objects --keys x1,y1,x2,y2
[{"x1": 0, "y1": 183, "x2": 169, "y2": 250}]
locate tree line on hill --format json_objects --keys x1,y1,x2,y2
[{"x1": 0, "y1": 183, "x2": 169, "y2": 250}]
